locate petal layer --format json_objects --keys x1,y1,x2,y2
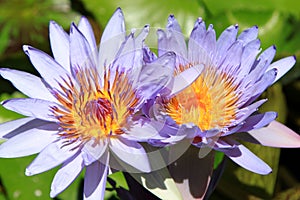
[
  {"x1": 0, "y1": 68, "x2": 56, "y2": 101},
  {"x1": 26, "y1": 140, "x2": 80, "y2": 176},
  {"x1": 110, "y1": 137, "x2": 151, "y2": 173},
  {"x1": 84, "y1": 153, "x2": 109, "y2": 200},
  {"x1": 247, "y1": 120, "x2": 300, "y2": 147},
  {"x1": 50, "y1": 152, "x2": 84, "y2": 197},
  {"x1": 2, "y1": 98, "x2": 58, "y2": 122},
  {"x1": 0, "y1": 122, "x2": 58, "y2": 158},
  {"x1": 223, "y1": 141, "x2": 272, "y2": 175}
]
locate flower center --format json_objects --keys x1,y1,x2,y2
[
  {"x1": 162, "y1": 64, "x2": 239, "y2": 131},
  {"x1": 51, "y1": 67, "x2": 139, "y2": 142}
]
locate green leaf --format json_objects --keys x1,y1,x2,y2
[
  {"x1": 213, "y1": 151, "x2": 224, "y2": 169},
  {"x1": 104, "y1": 171, "x2": 128, "y2": 199},
  {"x1": 235, "y1": 144, "x2": 280, "y2": 197},
  {"x1": 0, "y1": 24, "x2": 11, "y2": 55},
  {"x1": 203, "y1": 0, "x2": 300, "y2": 18},
  {"x1": 0, "y1": 0, "x2": 80, "y2": 29},
  {"x1": 202, "y1": 0, "x2": 296, "y2": 52},
  {"x1": 273, "y1": 185, "x2": 300, "y2": 200},
  {"x1": 216, "y1": 144, "x2": 280, "y2": 199},
  {"x1": 260, "y1": 83, "x2": 287, "y2": 123},
  {"x1": 215, "y1": 83, "x2": 286, "y2": 199},
  {"x1": 205, "y1": 10, "x2": 288, "y2": 50},
  {"x1": 0, "y1": 155, "x2": 83, "y2": 200},
  {"x1": 108, "y1": 171, "x2": 128, "y2": 190},
  {"x1": 0, "y1": 155, "x2": 56, "y2": 200},
  {"x1": 0, "y1": 0, "x2": 80, "y2": 57},
  {"x1": 0, "y1": 92, "x2": 25, "y2": 123},
  {"x1": 0, "y1": 91, "x2": 84, "y2": 199}
]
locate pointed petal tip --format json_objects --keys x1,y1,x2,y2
[
  {"x1": 168, "y1": 14, "x2": 175, "y2": 21},
  {"x1": 50, "y1": 183, "x2": 65, "y2": 198},
  {"x1": 144, "y1": 24, "x2": 150, "y2": 29},
  {"x1": 49, "y1": 20, "x2": 56, "y2": 26},
  {"x1": 225, "y1": 142, "x2": 274, "y2": 175},
  {"x1": 268, "y1": 55, "x2": 297, "y2": 83},
  {"x1": 78, "y1": 16, "x2": 91, "y2": 29},
  {"x1": 141, "y1": 26, "x2": 150, "y2": 38},
  {"x1": 115, "y1": 7, "x2": 122, "y2": 12},
  {"x1": 243, "y1": 162, "x2": 273, "y2": 175},
  {"x1": 22, "y1": 45, "x2": 30, "y2": 53},
  {"x1": 274, "y1": 112, "x2": 278, "y2": 118},
  {"x1": 257, "y1": 167, "x2": 272, "y2": 175},
  {"x1": 69, "y1": 22, "x2": 78, "y2": 34},
  {"x1": 25, "y1": 168, "x2": 33, "y2": 176},
  {"x1": 167, "y1": 15, "x2": 178, "y2": 29},
  {"x1": 79, "y1": 16, "x2": 88, "y2": 22},
  {"x1": 157, "y1": 29, "x2": 165, "y2": 39},
  {"x1": 262, "y1": 166, "x2": 272, "y2": 175},
  {"x1": 1, "y1": 99, "x2": 8, "y2": 105},
  {"x1": 197, "y1": 17, "x2": 203, "y2": 22},
  {"x1": 49, "y1": 20, "x2": 62, "y2": 29},
  {"x1": 165, "y1": 51, "x2": 176, "y2": 57},
  {"x1": 50, "y1": 190, "x2": 57, "y2": 198},
  {"x1": 113, "y1": 7, "x2": 124, "y2": 18},
  {"x1": 227, "y1": 24, "x2": 238, "y2": 30},
  {"x1": 22, "y1": 45, "x2": 37, "y2": 56}
]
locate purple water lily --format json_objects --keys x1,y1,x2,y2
[
  {"x1": 0, "y1": 8, "x2": 176, "y2": 199},
  {"x1": 142, "y1": 15, "x2": 300, "y2": 199}
]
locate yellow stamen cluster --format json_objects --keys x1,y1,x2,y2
[
  {"x1": 163, "y1": 64, "x2": 239, "y2": 131},
  {"x1": 51, "y1": 67, "x2": 139, "y2": 143}
]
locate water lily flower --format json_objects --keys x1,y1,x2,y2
[
  {"x1": 0, "y1": 8, "x2": 176, "y2": 199},
  {"x1": 143, "y1": 15, "x2": 300, "y2": 199}
]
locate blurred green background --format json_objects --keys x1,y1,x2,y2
[{"x1": 0, "y1": 0, "x2": 300, "y2": 199}]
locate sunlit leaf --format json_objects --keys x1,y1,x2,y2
[
  {"x1": 273, "y1": 184, "x2": 300, "y2": 199},
  {"x1": 104, "y1": 171, "x2": 129, "y2": 199},
  {"x1": 231, "y1": 83, "x2": 287, "y2": 197},
  {"x1": 0, "y1": 92, "x2": 25, "y2": 123},
  {"x1": 214, "y1": 83, "x2": 286, "y2": 199},
  {"x1": 108, "y1": 171, "x2": 128, "y2": 190},
  {"x1": 204, "y1": 10, "x2": 289, "y2": 51},
  {"x1": 203, "y1": 0, "x2": 300, "y2": 19},
  {"x1": 202, "y1": 0, "x2": 297, "y2": 54},
  {"x1": 0, "y1": 144, "x2": 83, "y2": 200},
  {"x1": 213, "y1": 151, "x2": 224, "y2": 169},
  {"x1": 235, "y1": 144, "x2": 280, "y2": 197},
  {"x1": 260, "y1": 83, "x2": 287, "y2": 123},
  {"x1": 0, "y1": 24, "x2": 11, "y2": 56},
  {"x1": 0, "y1": 155, "x2": 56, "y2": 200},
  {"x1": 0, "y1": 0, "x2": 80, "y2": 56},
  {"x1": 215, "y1": 144, "x2": 280, "y2": 199}
]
